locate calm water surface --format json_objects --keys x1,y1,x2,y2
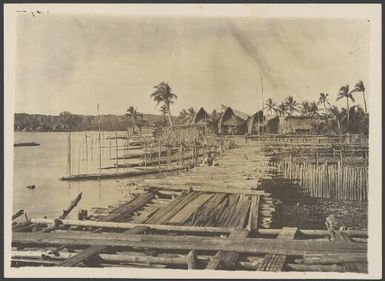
[{"x1": 13, "y1": 131, "x2": 148, "y2": 219}]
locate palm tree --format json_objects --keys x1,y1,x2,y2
[
  {"x1": 179, "y1": 107, "x2": 196, "y2": 123},
  {"x1": 336, "y1": 84, "x2": 355, "y2": 130},
  {"x1": 309, "y1": 101, "x2": 319, "y2": 117},
  {"x1": 284, "y1": 96, "x2": 299, "y2": 115},
  {"x1": 150, "y1": 82, "x2": 177, "y2": 126},
  {"x1": 276, "y1": 102, "x2": 288, "y2": 116},
  {"x1": 124, "y1": 106, "x2": 143, "y2": 132},
  {"x1": 300, "y1": 101, "x2": 311, "y2": 116},
  {"x1": 264, "y1": 98, "x2": 277, "y2": 116},
  {"x1": 318, "y1": 93, "x2": 330, "y2": 114},
  {"x1": 329, "y1": 105, "x2": 343, "y2": 134},
  {"x1": 352, "y1": 80, "x2": 367, "y2": 113}
]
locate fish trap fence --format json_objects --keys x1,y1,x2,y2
[{"x1": 273, "y1": 161, "x2": 368, "y2": 201}]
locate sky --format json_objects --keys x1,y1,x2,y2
[{"x1": 14, "y1": 14, "x2": 370, "y2": 116}]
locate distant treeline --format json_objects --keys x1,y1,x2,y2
[{"x1": 14, "y1": 112, "x2": 181, "y2": 132}]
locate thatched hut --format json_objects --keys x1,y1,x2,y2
[
  {"x1": 191, "y1": 107, "x2": 209, "y2": 125},
  {"x1": 247, "y1": 110, "x2": 265, "y2": 134},
  {"x1": 265, "y1": 116, "x2": 318, "y2": 134},
  {"x1": 218, "y1": 106, "x2": 249, "y2": 135}
]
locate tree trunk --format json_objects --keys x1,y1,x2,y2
[
  {"x1": 362, "y1": 90, "x2": 367, "y2": 113},
  {"x1": 167, "y1": 104, "x2": 173, "y2": 126},
  {"x1": 346, "y1": 98, "x2": 350, "y2": 132}
]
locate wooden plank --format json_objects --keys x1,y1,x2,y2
[
  {"x1": 167, "y1": 193, "x2": 213, "y2": 225},
  {"x1": 257, "y1": 227, "x2": 297, "y2": 272},
  {"x1": 13, "y1": 232, "x2": 367, "y2": 256},
  {"x1": 100, "y1": 192, "x2": 156, "y2": 222},
  {"x1": 31, "y1": 218, "x2": 234, "y2": 234},
  {"x1": 247, "y1": 195, "x2": 260, "y2": 231},
  {"x1": 287, "y1": 263, "x2": 346, "y2": 272},
  {"x1": 144, "y1": 192, "x2": 188, "y2": 224},
  {"x1": 205, "y1": 228, "x2": 249, "y2": 270},
  {"x1": 58, "y1": 226, "x2": 147, "y2": 267}
]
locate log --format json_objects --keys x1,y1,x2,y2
[
  {"x1": 141, "y1": 183, "x2": 268, "y2": 196},
  {"x1": 30, "y1": 218, "x2": 234, "y2": 234},
  {"x1": 295, "y1": 255, "x2": 367, "y2": 265},
  {"x1": 287, "y1": 263, "x2": 346, "y2": 272},
  {"x1": 12, "y1": 210, "x2": 25, "y2": 221},
  {"x1": 12, "y1": 250, "x2": 192, "y2": 265},
  {"x1": 57, "y1": 226, "x2": 148, "y2": 267},
  {"x1": 13, "y1": 232, "x2": 367, "y2": 256},
  {"x1": 60, "y1": 192, "x2": 83, "y2": 219}
]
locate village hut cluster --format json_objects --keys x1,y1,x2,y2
[{"x1": 190, "y1": 104, "x2": 322, "y2": 136}]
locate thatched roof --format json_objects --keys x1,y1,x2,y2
[
  {"x1": 219, "y1": 107, "x2": 247, "y2": 127},
  {"x1": 221, "y1": 104, "x2": 250, "y2": 121},
  {"x1": 192, "y1": 107, "x2": 209, "y2": 124}
]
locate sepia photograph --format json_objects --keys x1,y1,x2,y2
[{"x1": 3, "y1": 3, "x2": 382, "y2": 279}]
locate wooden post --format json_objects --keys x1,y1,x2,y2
[
  {"x1": 316, "y1": 149, "x2": 319, "y2": 166},
  {"x1": 115, "y1": 130, "x2": 118, "y2": 173},
  {"x1": 85, "y1": 131, "x2": 88, "y2": 161},
  {"x1": 289, "y1": 153, "x2": 292, "y2": 179},
  {"x1": 67, "y1": 132, "x2": 72, "y2": 176},
  {"x1": 109, "y1": 139, "x2": 112, "y2": 159},
  {"x1": 143, "y1": 135, "x2": 147, "y2": 168},
  {"x1": 98, "y1": 105, "x2": 102, "y2": 174},
  {"x1": 186, "y1": 250, "x2": 197, "y2": 269},
  {"x1": 158, "y1": 140, "x2": 161, "y2": 171},
  {"x1": 77, "y1": 143, "x2": 81, "y2": 174},
  {"x1": 339, "y1": 149, "x2": 343, "y2": 167},
  {"x1": 179, "y1": 143, "x2": 182, "y2": 168},
  {"x1": 91, "y1": 136, "x2": 93, "y2": 161},
  {"x1": 127, "y1": 129, "x2": 130, "y2": 171}
]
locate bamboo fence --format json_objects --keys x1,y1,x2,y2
[{"x1": 274, "y1": 161, "x2": 368, "y2": 201}]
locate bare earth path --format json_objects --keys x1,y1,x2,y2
[{"x1": 140, "y1": 137, "x2": 273, "y2": 193}]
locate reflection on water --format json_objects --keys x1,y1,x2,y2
[{"x1": 13, "y1": 131, "x2": 148, "y2": 219}]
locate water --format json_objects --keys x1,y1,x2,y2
[{"x1": 13, "y1": 131, "x2": 148, "y2": 219}]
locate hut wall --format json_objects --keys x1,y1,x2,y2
[
  {"x1": 277, "y1": 117, "x2": 316, "y2": 134},
  {"x1": 266, "y1": 116, "x2": 280, "y2": 133}
]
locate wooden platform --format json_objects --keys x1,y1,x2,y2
[{"x1": 12, "y1": 188, "x2": 367, "y2": 272}]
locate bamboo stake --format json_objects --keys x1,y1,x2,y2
[
  {"x1": 115, "y1": 130, "x2": 119, "y2": 173},
  {"x1": 67, "y1": 132, "x2": 72, "y2": 176},
  {"x1": 77, "y1": 143, "x2": 81, "y2": 175}
]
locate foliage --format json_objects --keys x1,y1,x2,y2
[
  {"x1": 14, "y1": 112, "x2": 172, "y2": 132},
  {"x1": 336, "y1": 84, "x2": 355, "y2": 129},
  {"x1": 352, "y1": 80, "x2": 367, "y2": 113},
  {"x1": 150, "y1": 82, "x2": 177, "y2": 126},
  {"x1": 179, "y1": 107, "x2": 196, "y2": 123},
  {"x1": 264, "y1": 98, "x2": 277, "y2": 116},
  {"x1": 124, "y1": 106, "x2": 144, "y2": 132},
  {"x1": 276, "y1": 102, "x2": 288, "y2": 116},
  {"x1": 284, "y1": 96, "x2": 299, "y2": 115}
]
